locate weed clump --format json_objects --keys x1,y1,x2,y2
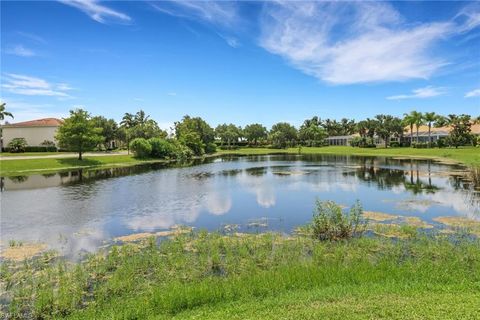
[{"x1": 311, "y1": 200, "x2": 366, "y2": 241}]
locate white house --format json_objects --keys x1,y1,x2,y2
[{"x1": 1, "y1": 118, "x2": 63, "y2": 149}]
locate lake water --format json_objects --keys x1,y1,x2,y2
[{"x1": 1, "y1": 155, "x2": 479, "y2": 259}]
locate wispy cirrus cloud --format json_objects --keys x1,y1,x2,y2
[
  {"x1": 465, "y1": 88, "x2": 480, "y2": 98},
  {"x1": 59, "y1": 0, "x2": 131, "y2": 24},
  {"x1": 5, "y1": 45, "x2": 36, "y2": 57},
  {"x1": 2, "y1": 74, "x2": 74, "y2": 98},
  {"x1": 259, "y1": 1, "x2": 454, "y2": 85},
  {"x1": 386, "y1": 86, "x2": 447, "y2": 100},
  {"x1": 17, "y1": 31, "x2": 46, "y2": 44},
  {"x1": 152, "y1": 1, "x2": 480, "y2": 85},
  {"x1": 151, "y1": 0, "x2": 240, "y2": 27},
  {"x1": 151, "y1": 1, "x2": 240, "y2": 48}
]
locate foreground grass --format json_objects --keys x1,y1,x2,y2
[
  {"x1": 0, "y1": 152, "x2": 71, "y2": 157},
  {"x1": 2, "y1": 232, "x2": 479, "y2": 319},
  {"x1": 218, "y1": 146, "x2": 480, "y2": 166},
  {"x1": 0, "y1": 155, "x2": 165, "y2": 176}
]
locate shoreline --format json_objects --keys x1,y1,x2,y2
[{"x1": 1, "y1": 146, "x2": 477, "y2": 177}]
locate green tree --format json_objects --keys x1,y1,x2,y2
[
  {"x1": 375, "y1": 115, "x2": 403, "y2": 148},
  {"x1": 299, "y1": 117, "x2": 327, "y2": 146},
  {"x1": 120, "y1": 113, "x2": 136, "y2": 154},
  {"x1": 0, "y1": 102, "x2": 14, "y2": 121},
  {"x1": 215, "y1": 123, "x2": 242, "y2": 148},
  {"x1": 243, "y1": 123, "x2": 267, "y2": 145},
  {"x1": 423, "y1": 112, "x2": 438, "y2": 147},
  {"x1": 269, "y1": 122, "x2": 297, "y2": 148},
  {"x1": 408, "y1": 111, "x2": 424, "y2": 143},
  {"x1": 55, "y1": 109, "x2": 103, "y2": 160},
  {"x1": 91, "y1": 116, "x2": 118, "y2": 149},
  {"x1": 175, "y1": 115, "x2": 215, "y2": 155},
  {"x1": 446, "y1": 114, "x2": 473, "y2": 148},
  {"x1": 402, "y1": 112, "x2": 416, "y2": 145}
]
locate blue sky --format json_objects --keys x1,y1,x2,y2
[{"x1": 1, "y1": 1, "x2": 479, "y2": 129}]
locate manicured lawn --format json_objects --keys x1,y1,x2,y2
[
  {"x1": 1, "y1": 146, "x2": 478, "y2": 176},
  {"x1": 3, "y1": 232, "x2": 479, "y2": 319},
  {"x1": 218, "y1": 146, "x2": 480, "y2": 166},
  {"x1": 0, "y1": 155, "x2": 164, "y2": 176},
  {"x1": 0, "y1": 152, "x2": 72, "y2": 157}
]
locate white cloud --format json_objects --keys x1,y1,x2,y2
[
  {"x1": 465, "y1": 88, "x2": 480, "y2": 98},
  {"x1": 17, "y1": 31, "x2": 46, "y2": 44},
  {"x1": 2, "y1": 73, "x2": 74, "y2": 98},
  {"x1": 1, "y1": 100, "x2": 67, "y2": 123},
  {"x1": 5, "y1": 45, "x2": 36, "y2": 57},
  {"x1": 387, "y1": 86, "x2": 447, "y2": 100},
  {"x1": 259, "y1": 1, "x2": 453, "y2": 85},
  {"x1": 59, "y1": 0, "x2": 131, "y2": 24},
  {"x1": 167, "y1": 92, "x2": 177, "y2": 96},
  {"x1": 151, "y1": 1, "x2": 239, "y2": 27},
  {"x1": 454, "y1": 2, "x2": 480, "y2": 33}
]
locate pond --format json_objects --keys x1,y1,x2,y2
[{"x1": 1, "y1": 154, "x2": 479, "y2": 260}]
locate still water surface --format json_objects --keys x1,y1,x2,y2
[{"x1": 1, "y1": 155, "x2": 479, "y2": 259}]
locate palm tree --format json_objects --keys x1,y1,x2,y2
[
  {"x1": 120, "y1": 113, "x2": 136, "y2": 154},
  {"x1": 0, "y1": 102, "x2": 14, "y2": 121},
  {"x1": 411, "y1": 111, "x2": 424, "y2": 143},
  {"x1": 402, "y1": 113, "x2": 415, "y2": 146},
  {"x1": 423, "y1": 112, "x2": 437, "y2": 147}
]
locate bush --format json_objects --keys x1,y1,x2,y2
[
  {"x1": 389, "y1": 141, "x2": 400, "y2": 148},
  {"x1": 205, "y1": 142, "x2": 217, "y2": 154},
  {"x1": 129, "y1": 138, "x2": 152, "y2": 158},
  {"x1": 25, "y1": 146, "x2": 57, "y2": 152},
  {"x1": 311, "y1": 200, "x2": 366, "y2": 241},
  {"x1": 350, "y1": 137, "x2": 376, "y2": 148},
  {"x1": 148, "y1": 138, "x2": 176, "y2": 159},
  {"x1": 412, "y1": 142, "x2": 428, "y2": 148},
  {"x1": 7, "y1": 138, "x2": 28, "y2": 153},
  {"x1": 172, "y1": 142, "x2": 194, "y2": 161}
]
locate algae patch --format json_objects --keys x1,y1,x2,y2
[
  {"x1": 363, "y1": 211, "x2": 399, "y2": 222},
  {"x1": 1, "y1": 243, "x2": 48, "y2": 261}
]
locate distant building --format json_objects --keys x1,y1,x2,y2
[
  {"x1": 402, "y1": 123, "x2": 480, "y2": 144},
  {"x1": 1, "y1": 118, "x2": 63, "y2": 149}
]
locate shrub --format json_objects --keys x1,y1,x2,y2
[
  {"x1": 389, "y1": 141, "x2": 400, "y2": 148},
  {"x1": 25, "y1": 146, "x2": 57, "y2": 152},
  {"x1": 311, "y1": 200, "x2": 366, "y2": 241},
  {"x1": 7, "y1": 138, "x2": 28, "y2": 153},
  {"x1": 412, "y1": 142, "x2": 428, "y2": 148},
  {"x1": 205, "y1": 142, "x2": 217, "y2": 154},
  {"x1": 148, "y1": 138, "x2": 176, "y2": 159},
  {"x1": 129, "y1": 138, "x2": 152, "y2": 158}
]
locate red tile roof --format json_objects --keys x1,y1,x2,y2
[{"x1": 3, "y1": 118, "x2": 63, "y2": 127}]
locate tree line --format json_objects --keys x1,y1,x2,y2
[{"x1": 1, "y1": 103, "x2": 478, "y2": 160}]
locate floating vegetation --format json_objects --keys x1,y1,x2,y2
[
  {"x1": 1, "y1": 242, "x2": 48, "y2": 261},
  {"x1": 247, "y1": 217, "x2": 269, "y2": 228},
  {"x1": 363, "y1": 211, "x2": 399, "y2": 222},
  {"x1": 400, "y1": 216, "x2": 433, "y2": 229},
  {"x1": 433, "y1": 216, "x2": 480, "y2": 236},
  {"x1": 114, "y1": 226, "x2": 193, "y2": 243}
]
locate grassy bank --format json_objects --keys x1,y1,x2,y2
[
  {"x1": 1, "y1": 146, "x2": 478, "y2": 176},
  {"x1": 0, "y1": 155, "x2": 166, "y2": 176},
  {"x1": 218, "y1": 146, "x2": 480, "y2": 166},
  {"x1": 2, "y1": 231, "x2": 479, "y2": 319}
]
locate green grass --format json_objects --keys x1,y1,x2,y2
[
  {"x1": 2, "y1": 232, "x2": 479, "y2": 319},
  {"x1": 0, "y1": 155, "x2": 166, "y2": 176},
  {"x1": 1, "y1": 146, "x2": 478, "y2": 176},
  {"x1": 0, "y1": 152, "x2": 72, "y2": 157},
  {"x1": 218, "y1": 146, "x2": 480, "y2": 166}
]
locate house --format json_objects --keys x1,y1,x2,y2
[
  {"x1": 402, "y1": 123, "x2": 480, "y2": 144},
  {"x1": 1, "y1": 118, "x2": 63, "y2": 150}
]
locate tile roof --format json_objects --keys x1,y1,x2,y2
[{"x1": 2, "y1": 118, "x2": 63, "y2": 127}]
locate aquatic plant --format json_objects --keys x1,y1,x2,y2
[{"x1": 311, "y1": 200, "x2": 366, "y2": 241}]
